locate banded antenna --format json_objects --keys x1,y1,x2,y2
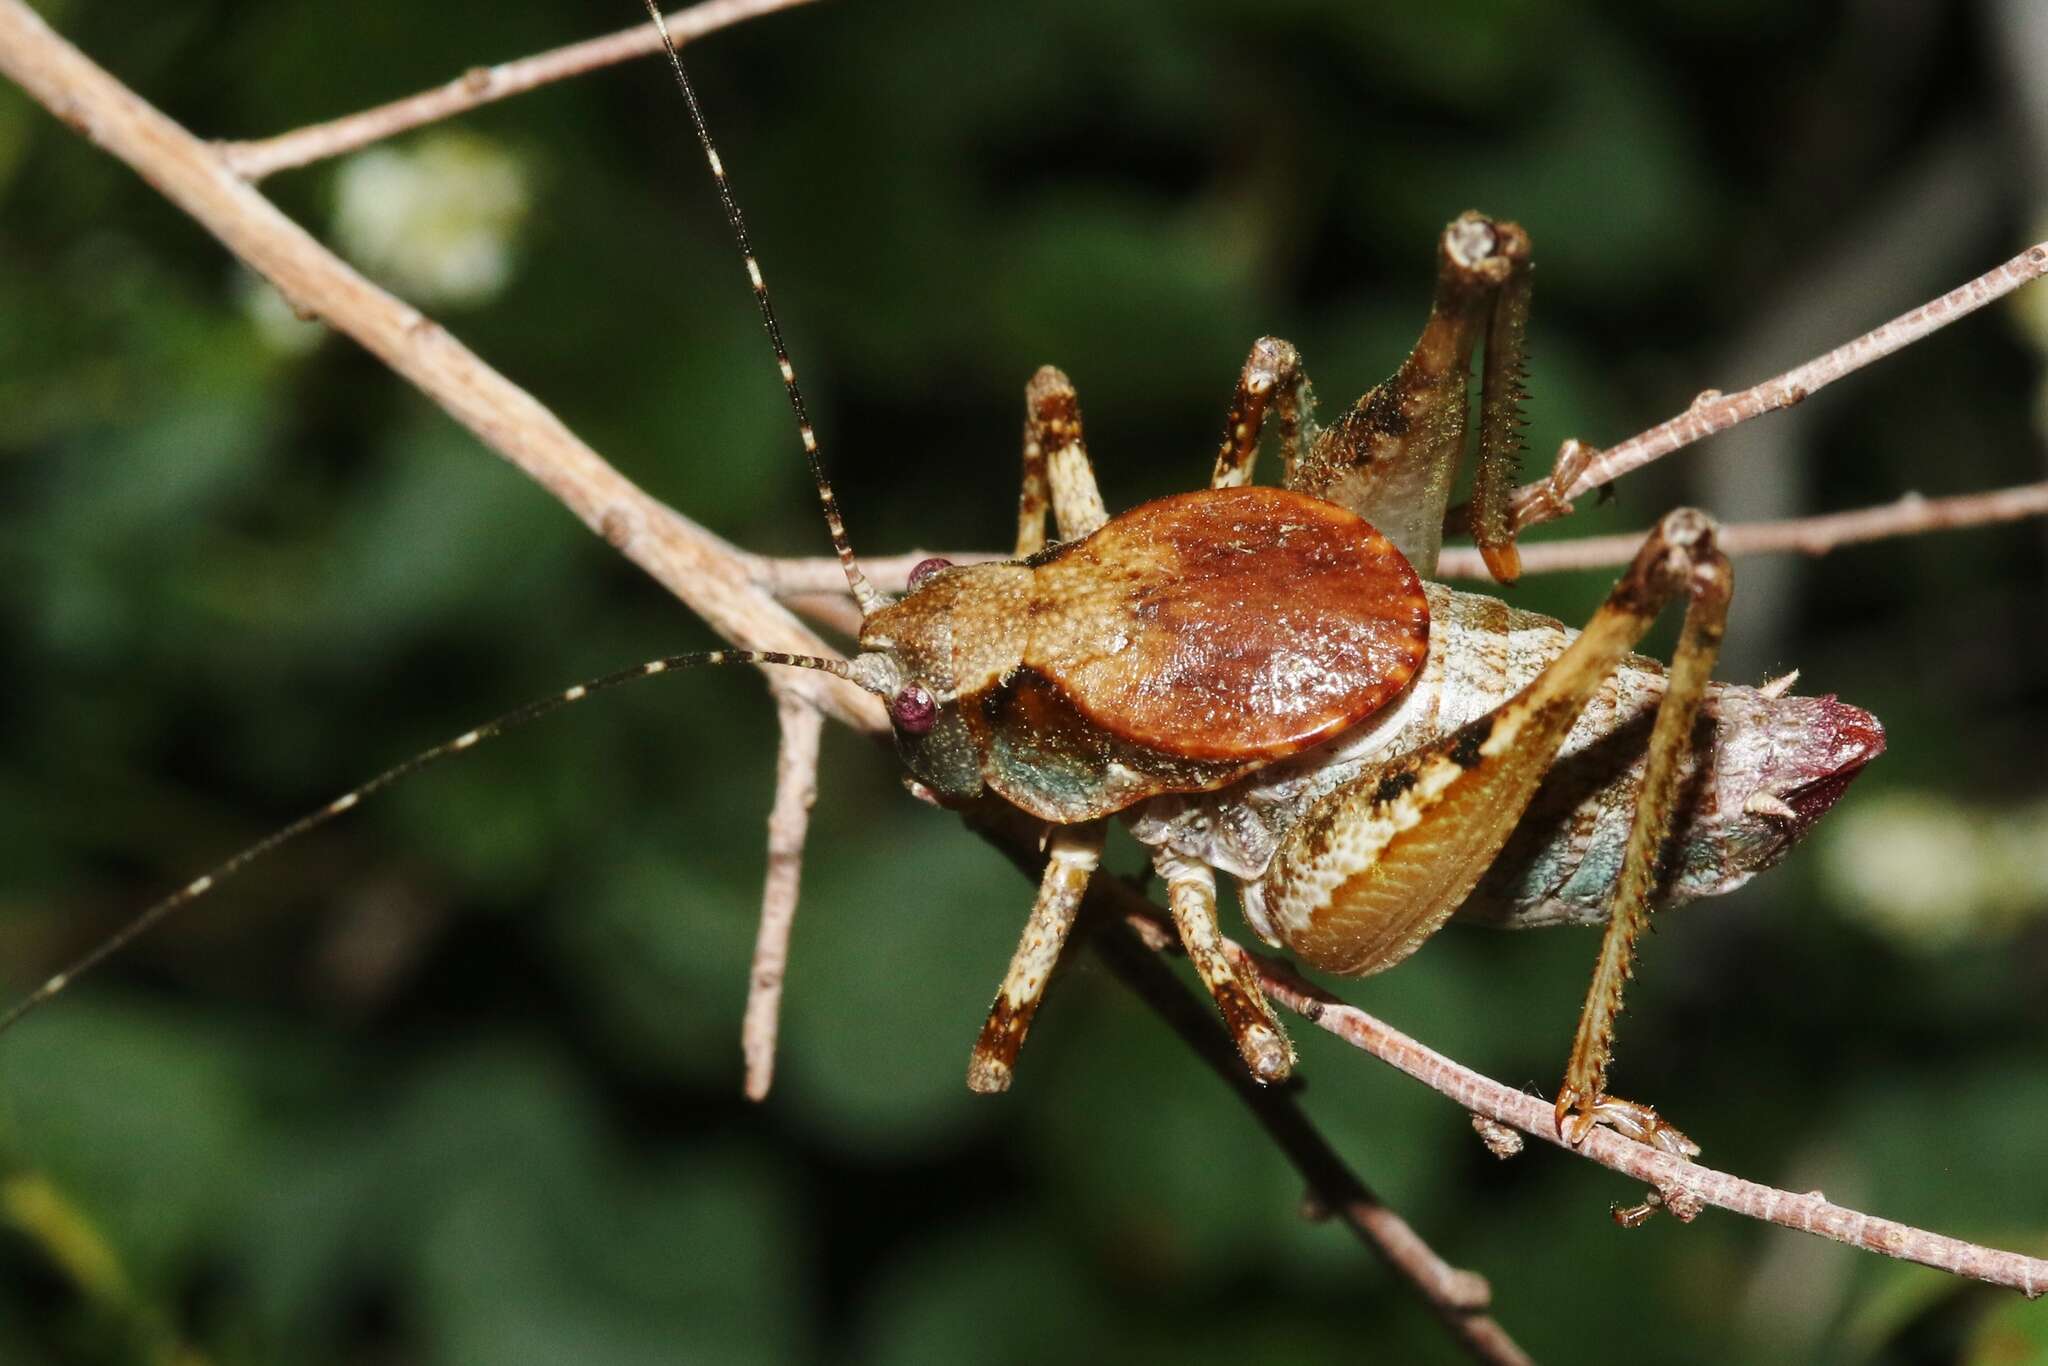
[
  {"x1": 0, "y1": 650, "x2": 859, "y2": 1035},
  {"x1": 0, "y1": 6, "x2": 886, "y2": 1034},
  {"x1": 640, "y1": 1, "x2": 882, "y2": 616}
]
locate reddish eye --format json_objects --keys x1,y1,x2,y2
[
  {"x1": 890, "y1": 683, "x2": 937, "y2": 735},
  {"x1": 907, "y1": 557, "x2": 953, "y2": 590}
]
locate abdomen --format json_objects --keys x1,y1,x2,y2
[{"x1": 1127, "y1": 583, "x2": 1882, "y2": 934}]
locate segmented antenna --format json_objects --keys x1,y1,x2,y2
[
  {"x1": 0, "y1": 648, "x2": 856, "y2": 1035},
  {"x1": 640, "y1": 1, "x2": 881, "y2": 616}
]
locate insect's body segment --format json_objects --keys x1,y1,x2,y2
[
  {"x1": 1128, "y1": 581, "x2": 1884, "y2": 943},
  {"x1": 860, "y1": 486, "x2": 1430, "y2": 824}
]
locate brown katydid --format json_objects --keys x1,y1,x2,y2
[
  {"x1": 858, "y1": 217, "x2": 1880, "y2": 1147},
  {"x1": 0, "y1": 4, "x2": 1886, "y2": 1171}
]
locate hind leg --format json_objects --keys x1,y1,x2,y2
[
  {"x1": 1255, "y1": 510, "x2": 1729, "y2": 1151},
  {"x1": 1285, "y1": 213, "x2": 1531, "y2": 582}
]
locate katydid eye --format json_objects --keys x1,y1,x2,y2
[
  {"x1": 890, "y1": 683, "x2": 937, "y2": 734},
  {"x1": 907, "y1": 557, "x2": 953, "y2": 590}
]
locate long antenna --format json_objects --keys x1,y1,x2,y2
[
  {"x1": 0, "y1": 648, "x2": 856, "y2": 1035},
  {"x1": 640, "y1": 2, "x2": 881, "y2": 615}
]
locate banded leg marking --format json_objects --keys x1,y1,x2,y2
[
  {"x1": 967, "y1": 820, "x2": 1105, "y2": 1093},
  {"x1": 1210, "y1": 336, "x2": 1316, "y2": 491},
  {"x1": 1156, "y1": 851, "x2": 1293, "y2": 1084},
  {"x1": 1022, "y1": 366, "x2": 1108, "y2": 545}
]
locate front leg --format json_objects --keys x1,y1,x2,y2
[
  {"x1": 1209, "y1": 336, "x2": 1317, "y2": 490},
  {"x1": 967, "y1": 819, "x2": 1104, "y2": 1093},
  {"x1": 1154, "y1": 850, "x2": 1293, "y2": 1083},
  {"x1": 1016, "y1": 365, "x2": 1108, "y2": 556}
]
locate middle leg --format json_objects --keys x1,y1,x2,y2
[{"x1": 1154, "y1": 850, "x2": 1293, "y2": 1083}]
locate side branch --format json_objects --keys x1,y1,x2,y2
[
  {"x1": 1507, "y1": 241, "x2": 2048, "y2": 530},
  {"x1": 742, "y1": 688, "x2": 825, "y2": 1100},
  {"x1": 762, "y1": 477, "x2": 2048, "y2": 594},
  {"x1": 956, "y1": 802, "x2": 2048, "y2": 1300},
  {"x1": 216, "y1": 0, "x2": 817, "y2": 182},
  {"x1": 1437, "y1": 479, "x2": 2048, "y2": 578},
  {"x1": 1235, "y1": 937, "x2": 2047, "y2": 1297}
]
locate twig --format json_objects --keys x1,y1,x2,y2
[
  {"x1": 215, "y1": 0, "x2": 817, "y2": 182},
  {"x1": 1245, "y1": 941, "x2": 2048, "y2": 1297},
  {"x1": 1099, "y1": 883, "x2": 2048, "y2": 1298},
  {"x1": 1089, "y1": 923, "x2": 1531, "y2": 1366},
  {"x1": 0, "y1": 0, "x2": 880, "y2": 739},
  {"x1": 1434, "y1": 479, "x2": 2048, "y2": 578},
  {"x1": 742, "y1": 687, "x2": 825, "y2": 1100},
  {"x1": 1505, "y1": 241, "x2": 2048, "y2": 531},
  {"x1": 757, "y1": 475, "x2": 2048, "y2": 595}
]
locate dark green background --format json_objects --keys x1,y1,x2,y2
[{"x1": 3, "y1": 0, "x2": 2046, "y2": 1361}]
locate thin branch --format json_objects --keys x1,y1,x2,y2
[
  {"x1": 951, "y1": 795, "x2": 2048, "y2": 1300},
  {"x1": 1238, "y1": 937, "x2": 2048, "y2": 1298},
  {"x1": 742, "y1": 687, "x2": 825, "y2": 1100},
  {"x1": 1089, "y1": 923, "x2": 1531, "y2": 1366},
  {"x1": 215, "y1": 0, "x2": 817, "y2": 182},
  {"x1": 1505, "y1": 241, "x2": 2048, "y2": 531},
  {"x1": 0, "y1": 0, "x2": 880, "y2": 738},
  {"x1": 757, "y1": 475, "x2": 2048, "y2": 595},
  {"x1": 1434, "y1": 479, "x2": 2048, "y2": 578},
  {"x1": 1098, "y1": 879, "x2": 2048, "y2": 1298}
]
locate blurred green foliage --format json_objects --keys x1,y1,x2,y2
[{"x1": 3, "y1": 1, "x2": 2046, "y2": 1362}]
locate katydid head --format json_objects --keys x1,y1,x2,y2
[{"x1": 845, "y1": 559, "x2": 1017, "y2": 806}]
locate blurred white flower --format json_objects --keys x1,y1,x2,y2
[
  {"x1": 1820, "y1": 789, "x2": 2048, "y2": 950},
  {"x1": 332, "y1": 132, "x2": 531, "y2": 308}
]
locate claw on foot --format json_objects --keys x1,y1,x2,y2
[
  {"x1": 965, "y1": 1053, "x2": 1014, "y2": 1095},
  {"x1": 1553, "y1": 1087, "x2": 1700, "y2": 1159},
  {"x1": 1238, "y1": 1022, "x2": 1294, "y2": 1085}
]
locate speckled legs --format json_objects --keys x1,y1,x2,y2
[
  {"x1": 967, "y1": 820, "x2": 1105, "y2": 1094},
  {"x1": 1155, "y1": 850, "x2": 1293, "y2": 1083},
  {"x1": 1554, "y1": 511, "x2": 1731, "y2": 1152},
  {"x1": 1018, "y1": 366, "x2": 1108, "y2": 556}
]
